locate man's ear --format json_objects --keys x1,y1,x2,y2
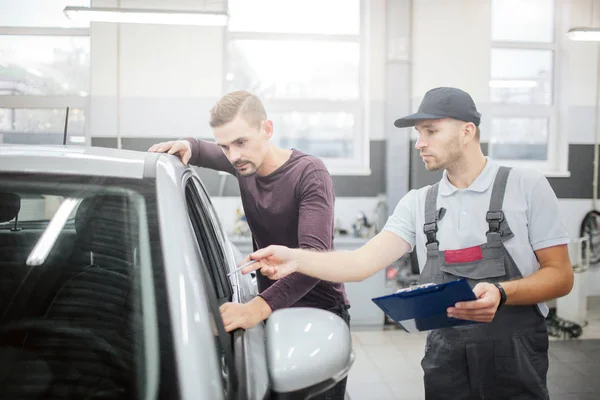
[
  {"x1": 462, "y1": 122, "x2": 477, "y2": 143},
  {"x1": 263, "y1": 120, "x2": 274, "y2": 139}
]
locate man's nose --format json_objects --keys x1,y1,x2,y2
[
  {"x1": 229, "y1": 149, "x2": 241, "y2": 163},
  {"x1": 415, "y1": 137, "x2": 426, "y2": 150}
]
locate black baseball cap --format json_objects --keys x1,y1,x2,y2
[{"x1": 394, "y1": 87, "x2": 481, "y2": 128}]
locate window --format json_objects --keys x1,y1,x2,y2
[
  {"x1": 0, "y1": 194, "x2": 78, "y2": 226},
  {"x1": 0, "y1": 179, "x2": 154, "y2": 398},
  {"x1": 227, "y1": 0, "x2": 359, "y2": 35},
  {"x1": 226, "y1": 0, "x2": 367, "y2": 174},
  {"x1": 490, "y1": 118, "x2": 549, "y2": 160},
  {"x1": 0, "y1": 0, "x2": 90, "y2": 28},
  {"x1": 183, "y1": 176, "x2": 237, "y2": 399},
  {"x1": 270, "y1": 112, "x2": 356, "y2": 159},
  {"x1": 0, "y1": 35, "x2": 90, "y2": 96},
  {"x1": 0, "y1": 1, "x2": 90, "y2": 145},
  {"x1": 489, "y1": 0, "x2": 566, "y2": 175},
  {"x1": 0, "y1": 107, "x2": 86, "y2": 145},
  {"x1": 184, "y1": 177, "x2": 232, "y2": 303}
]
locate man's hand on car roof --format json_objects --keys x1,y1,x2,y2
[{"x1": 148, "y1": 140, "x2": 192, "y2": 166}]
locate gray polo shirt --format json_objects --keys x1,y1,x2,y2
[{"x1": 383, "y1": 158, "x2": 570, "y2": 316}]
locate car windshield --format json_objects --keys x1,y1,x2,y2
[{"x1": 0, "y1": 176, "x2": 163, "y2": 399}]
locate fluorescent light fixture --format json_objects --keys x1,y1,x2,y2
[
  {"x1": 69, "y1": 136, "x2": 86, "y2": 143},
  {"x1": 489, "y1": 79, "x2": 537, "y2": 88},
  {"x1": 567, "y1": 27, "x2": 600, "y2": 41},
  {"x1": 63, "y1": 6, "x2": 228, "y2": 26},
  {"x1": 26, "y1": 198, "x2": 79, "y2": 266}
]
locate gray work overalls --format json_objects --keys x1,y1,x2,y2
[{"x1": 418, "y1": 166, "x2": 549, "y2": 400}]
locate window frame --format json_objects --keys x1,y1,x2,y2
[
  {"x1": 182, "y1": 173, "x2": 240, "y2": 399},
  {"x1": 223, "y1": 0, "x2": 369, "y2": 175},
  {"x1": 488, "y1": 0, "x2": 570, "y2": 177},
  {"x1": 184, "y1": 176, "x2": 233, "y2": 303},
  {"x1": 0, "y1": 25, "x2": 90, "y2": 146},
  {"x1": 187, "y1": 173, "x2": 273, "y2": 400}
]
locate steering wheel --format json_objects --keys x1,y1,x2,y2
[{"x1": 0, "y1": 319, "x2": 130, "y2": 398}]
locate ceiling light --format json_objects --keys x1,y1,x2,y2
[
  {"x1": 567, "y1": 27, "x2": 600, "y2": 41},
  {"x1": 63, "y1": 6, "x2": 228, "y2": 26}
]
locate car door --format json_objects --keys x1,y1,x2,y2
[{"x1": 183, "y1": 172, "x2": 269, "y2": 400}]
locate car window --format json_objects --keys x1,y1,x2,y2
[
  {"x1": 184, "y1": 178, "x2": 232, "y2": 302},
  {"x1": 0, "y1": 181, "x2": 163, "y2": 400},
  {"x1": 190, "y1": 176, "x2": 240, "y2": 279},
  {"x1": 0, "y1": 194, "x2": 79, "y2": 228},
  {"x1": 199, "y1": 260, "x2": 238, "y2": 400},
  {"x1": 192, "y1": 177, "x2": 227, "y2": 240},
  {"x1": 182, "y1": 177, "x2": 238, "y2": 399}
]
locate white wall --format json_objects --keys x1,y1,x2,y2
[
  {"x1": 412, "y1": 0, "x2": 491, "y2": 107},
  {"x1": 365, "y1": 0, "x2": 387, "y2": 141},
  {"x1": 89, "y1": 0, "x2": 224, "y2": 139},
  {"x1": 565, "y1": 0, "x2": 600, "y2": 145}
]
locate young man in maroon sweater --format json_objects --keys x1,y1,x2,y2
[{"x1": 149, "y1": 91, "x2": 350, "y2": 399}]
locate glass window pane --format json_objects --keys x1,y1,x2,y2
[
  {"x1": 490, "y1": 48, "x2": 553, "y2": 105},
  {"x1": 0, "y1": 108, "x2": 86, "y2": 145},
  {"x1": 490, "y1": 117, "x2": 548, "y2": 161},
  {"x1": 0, "y1": 0, "x2": 90, "y2": 28},
  {"x1": 228, "y1": 0, "x2": 360, "y2": 34},
  {"x1": 269, "y1": 112, "x2": 354, "y2": 159},
  {"x1": 0, "y1": 184, "x2": 145, "y2": 397},
  {"x1": 491, "y1": 0, "x2": 554, "y2": 43},
  {"x1": 0, "y1": 36, "x2": 90, "y2": 96},
  {"x1": 227, "y1": 40, "x2": 359, "y2": 100}
]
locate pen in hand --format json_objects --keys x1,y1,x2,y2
[{"x1": 227, "y1": 259, "x2": 259, "y2": 277}]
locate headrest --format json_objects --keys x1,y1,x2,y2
[
  {"x1": 74, "y1": 196, "x2": 94, "y2": 234},
  {"x1": 0, "y1": 193, "x2": 21, "y2": 223},
  {"x1": 74, "y1": 195, "x2": 129, "y2": 234},
  {"x1": 73, "y1": 194, "x2": 137, "y2": 265},
  {"x1": 72, "y1": 194, "x2": 137, "y2": 261}
]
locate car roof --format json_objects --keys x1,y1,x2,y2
[{"x1": 0, "y1": 144, "x2": 180, "y2": 180}]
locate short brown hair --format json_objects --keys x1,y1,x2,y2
[{"x1": 209, "y1": 90, "x2": 267, "y2": 129}]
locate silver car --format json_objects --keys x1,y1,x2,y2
[{"x1": 0, "y1": 144, "x2": 354, "y2": 400}]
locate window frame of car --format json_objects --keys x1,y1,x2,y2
[
  {"x1": 184, "y1": 175, "x2": 233, "y2": 302},
  {"x1": 187, "y1": 173, "x2": 272, "y2": 400},
  {"x1": 182, "y1": 172, "x2": 241, "y2": 399}
]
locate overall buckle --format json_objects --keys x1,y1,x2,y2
[
  {"x1": 486, "y1": 211, "x2": 504, "y2": 234},
  {"x1": 423, "y1": 222, "x2": 438, "y2": 245}
]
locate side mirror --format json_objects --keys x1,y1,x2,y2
[{"x1": 265, "y1": 307, "x2": 354, "y2": 399}]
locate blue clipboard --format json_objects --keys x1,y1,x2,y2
[{"x1": 372, "y1": 279, "x2": 480, "y2": 333}]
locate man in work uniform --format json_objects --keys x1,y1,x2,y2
[{"x1": 242, "y1": 87, "x2": 574, "y2": 399}]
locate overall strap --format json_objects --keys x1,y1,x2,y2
[
  {"x1": 486, "y1": 166, "x2": 514, "y2": 240},
  {"x1": 424, "y1": 182, "x2": 440, "y2": 250}
]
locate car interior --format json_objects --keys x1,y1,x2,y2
[{"x1": 0, "y1": 190, "x2": 142, "y2": 399}]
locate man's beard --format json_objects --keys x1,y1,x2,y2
[
  {"x1": 234, "y1": 160, "x2": 257, "y2": 176},
  {"x1": 424, "y1": 139, "x2": 462, "y2": 172}
]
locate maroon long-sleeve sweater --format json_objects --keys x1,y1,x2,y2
[{"x1": 185, "y1": 138, "x2": 348, "y2": 312}]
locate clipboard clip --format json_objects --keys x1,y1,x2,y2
[{"x1": 395, "y1": 282, "x2": 445, "y2": 298}]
